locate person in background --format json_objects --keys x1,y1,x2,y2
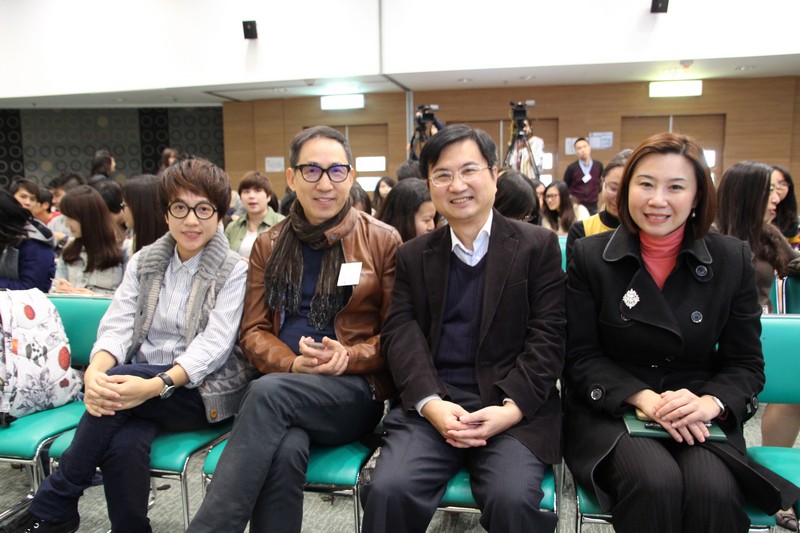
[
  {"x1": 158, "y1": 147, "x2": 180, "y2": 174},
  {"x1": 566, "y1": 149, "x2": 631, "y2": 264},
  {"x1": 0, "y1": 158, "x2": 251, "y2": 533},
  {"x1": 31, "y1": 189, "x2": 57, "y2": 226},
  {"x1": 10, "y1": 178, "x2": 40, "y2": 212},
  {"x1": 349, "y1": 182, "x2": 372, "y2": 213},
  {"x1": 372, "y1": 176, "x2": 396, "y2": 215},
  {"x1": 376, "y1": 178, "x2": 437, "y2": 242},
  {"x1": 122, "y1": 174, "x2": 169, "y2": 253},
  {"x1": 770, "y1": 165, "x2": 799, "y2": 249},
  {"x1": 715, "y1": 160, "x2": 800, "y2": 531},
  {"x1": 189, "y1": 125, "x2": 400, "y2": 533},
  {"x1": 224, "y1": 171, "x2": 284, "y2": 260},
  {"x1": 47, "y1": 173, "x2": 86, "y2": 244},
  {"x1": 51, "y1": 185, "x2": 129, "y2": 296},
  {"x1": 564, "y1": 133, "x2": 800, "y2": 533},
  {"x1": 396, "y1": 160, "x2": 422, "y2": 181},
  {"x1": 93, "y1": 179, "x2": 126, "y2": 229},
  {"x1": 563, "y1": 137, "x2": 603, "y2": 214},
  {"x1": 0, "y1": 189, "x2": 56, "y2": 292},
  {"x1": 493, "y1": 169, "x2": 538, "y2": 222},
  {"x1": 362, "y1": 125, "x2": 564, "y2": 533},
  {"x1": 279, "y1": 189, "x2": 297, "y2": 216},
  {"x1": 542, "y1": 180, "x2": 588, "y2": 236},
  {"x1": 88, "y1": 149, "x2": 116, "y2": 186},
  {"x1": 530, "y1": 178, "x2": 546, "y2": 223}
]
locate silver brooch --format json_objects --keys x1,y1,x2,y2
[{"x1": 622, "y1": 289, "x2": 640, "y2": 309}]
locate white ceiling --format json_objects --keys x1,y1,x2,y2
[{"x1": 1, "y1": 54, "x2": 798, "y2": 109}]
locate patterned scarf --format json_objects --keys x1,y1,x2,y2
[{"x1": 263, "y1": 198, "x2": 351, "y2": 330}]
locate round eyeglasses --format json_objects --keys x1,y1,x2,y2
[
  {"x1": 293, "y1": 164, "x2": 352, "y2": 183},
  {"x1": 428, "y1": 165, "x2": 490, "y2": 187},
  {"x1": 168, "y1": 201, "x2": 217, "y2": 220}
]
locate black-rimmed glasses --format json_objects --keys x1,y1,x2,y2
[
  {"x1": 168, "y1": 200, "x2": 217, "y2": 220},
  {"x1": 293, "y1": 164, "x2": 352, "y2": 183}
]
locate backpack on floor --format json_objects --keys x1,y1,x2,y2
[{"x1": 0, "y1": 288, "x2": 83, "y2": 427}]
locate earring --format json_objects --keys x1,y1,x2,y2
[{"x1": 691, "y1": 209, "x2": 696, "y2": 219}]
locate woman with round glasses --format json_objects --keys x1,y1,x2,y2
[
  {"x1": 542, "y1": 180, "x2": 588, "y2": 236},
  {"x1": 51, "y1": 185, "x2": 129, "y2": 295}
]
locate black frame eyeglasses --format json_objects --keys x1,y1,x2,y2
[
  {"x1": 167, "y1": 200, "x2": 218, "y2": 220},
  {"x1": 293, "y1": 164, "x2": 352, "y2": 183}
]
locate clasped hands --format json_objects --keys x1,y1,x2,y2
[
  {"x1": 629, "y1": 388, "x2": 723, "y2": 445},
  {"x1": 421, "y1": 399, "x2": 523, "y2": 449},
  {"x1": 83, "y1": 368, "x2": 160, "y2": 417},
  {"x1": 292, "y1": 336, "x2": 349, "y2": 375}
]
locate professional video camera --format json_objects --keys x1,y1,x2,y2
[
  {"x1": 409, "y1": 104, "x2": 441, "y2": 160},
  {"x1": 504, "y1": 99, "x2": 540, "y2": 179}
]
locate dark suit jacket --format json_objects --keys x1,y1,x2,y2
[
  {"x1": 382, "y1": 211, "x2": 566, "y2": 465},
  {"x1": 565, "y1": 225, "x2": 798, "y2": 513}
]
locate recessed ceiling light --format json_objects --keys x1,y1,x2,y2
[
  {"x1": 735, "y1": 65, "x2": 755, "y2": 72},
  {"x1": 519, "y1": 75, "x2": 536, "y2": 81},
  {"x1": 457, "y1": 78, "x2": 473, "y2": 83},
  {"x1": 272, "y1": 88, "x2": 288, "y2": 93}
]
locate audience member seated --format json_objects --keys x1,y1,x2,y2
[
  {"x1": 157, "y1": 147, "x2": 180, "y2": 174},
  {"x1": 224, "y1": 171, "x2": 284, "y2": 260},
  {"x1": 566, "y1": 149, "x2": 631, "y2": 264},
  {"x1": 377, "y1": 178, "x2": 437, "y2": 242},
  {"x1": 715, "y1": 160, "x2": 800, "y2": 530},
  {"x1": 0, "y1": 158, "x2": 250, "y2": 533},
  {"x1": 188, "y1": 126, "x2": 400, "y2": 533},
  {"x1": 361, "y1": 125, "x2": 564, "y2": 533},
  {"x1": 770, "y1": 165, "x2": 799, "y2": 249},
  {"x1": 47, "y1": 172, "x2": 87, "y2": 244},
  {"x1": 349, "y1": 181, "x2": 372, "y2": 213},
  {"x1": 371, "y1": 176, "x2": 395, "y2": 215},
  {"x1": 279, "y1": 189, "x2": 297, "y2": 216},
  {"x1": 51, "y1": 186, "x2": 130, "y2": 296},
  {"x1": 0, "y1": 189, "x2": 56, "y2": 292},
  {"x1": 564, "y1": 133, "x2": 800, "y2": 533},
  {"x1": 31, "y1": 188, "x2": 57, "y2": 226},
  {"x1": 94, "y1": 179, "x2": 126, "y2": 229},
  {"x1": 493, "y1": 169, "x2": 538, "y2": 222},
  {"x1": 122, "y1": 174, "x2": 169, "y2": 253},
  {"x1": 396, "y1": 159, "x2": 422, "y2": 181},
  {"x1": 542, "y1": 180, "x2": 588, "y2": 236},
  {"x1": 9, "y1": 177, "x2": 40, "y2": 212},
  {"x1": 88, "y1": 149, "x2": 116, "y2": 186}
]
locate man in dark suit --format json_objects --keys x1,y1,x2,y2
[
  {"x1": 361, "y1": 125, "x2": 565, "y2": 533},
  {"x1": 563, "y1": 136, "x2": 603, "y2": 214}
]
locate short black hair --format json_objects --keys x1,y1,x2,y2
[{"x1": 418, "y1": 125, "x2": 498, "y2": 180}]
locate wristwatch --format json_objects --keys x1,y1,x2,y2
[
  {"x1": 711, "y1": 395, "x2": 727, "y2": 419},
  {"x1": 157, "y1": 372, "x2": 176, "y2": 400}
]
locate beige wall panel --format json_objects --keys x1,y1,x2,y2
[{"x1": 222, "y1": 102, "x2": 256, "y2": 184}]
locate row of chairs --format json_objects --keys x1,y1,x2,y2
[{"x1": 2, "y1": 298, "x2": 798, "y2": 531}]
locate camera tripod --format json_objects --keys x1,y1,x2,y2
[
  {"x1": 503, "y1": 121, "x2": 541, "y2": 180},
  {"x1": 408, "y1": 120, "x2": 432, "y2": 161}
]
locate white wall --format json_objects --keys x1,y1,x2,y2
[{"x1": 1, "y1": 0, "x2": 798, "y2": 99}]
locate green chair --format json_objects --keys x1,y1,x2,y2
[
  {"x1": 202, "y1": 438, "x2": 374, "y2": 533},
  {"x1": 437, "y1": 464, "x2": 557, "y2": 516},
  {"x1": 783, "y1": 276, "x2": 800, "y2": 314},
  {"x1": 558, "y1": 235, "x2": 568, "y2": 271},
  {"x1": 49, "y1": 420, "x2": 232, "y2": 530},
  {"x1": 0, "y1": 295, "x2": 111, "y2": 522},
  {"x1": 572, "y1": 315, "x2": 796, "y2": 533}
]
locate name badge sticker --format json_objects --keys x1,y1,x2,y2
[
  {"x1": 337, "y1": 262, "x2": 362, "y2": 286},
  {"x1": 582, "y1": 173, "x2": 592, "y2": 183}
]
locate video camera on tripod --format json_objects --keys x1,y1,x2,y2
[
  {"x1": 504, "y1": 100, "x2": 541, "y2": 179},
  {"x1": 408, "y1": 104, "x2": 442, "y2": 160}
]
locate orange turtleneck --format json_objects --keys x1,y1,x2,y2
[{"x1": 639, "y1": 223, "x2": 686, "y2": 290}]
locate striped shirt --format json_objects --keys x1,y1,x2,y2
[{"x1": 91, "y1": 246, "x2": 248, "y2": 387}]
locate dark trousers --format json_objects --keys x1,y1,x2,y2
[
  {"x1": 188, "y1": 373, "x2": 383, "y2": 533},
  {"x1": 361, "y1": 387, "x2": 557, "y2": 533},
  {"x1": 29, "y1": 364, "x2": 210, "y2": 533},
  {"x1": 598, "y1": 432, "x2": 749, "y2": 533}
]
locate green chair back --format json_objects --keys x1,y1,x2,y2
[
  {"x1": 784, "y1": 276, "x2": 800, "y2": 314},
  {"x1": 759, "y1": 315, "x2": 800, "y2": 404},
  {"x1": 48, "y1": 295, "x2": 112, "y2": 366},
  {"x1": 558, "y1": 236, "x2": 567, "y2": 271}
]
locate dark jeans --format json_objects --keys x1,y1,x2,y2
[
  {"x1": 188, "y1": 373, "x2": 383, "y2": 533},
  {"x1": 29, "y1": 364, "x2": 211, "y2": 533}
]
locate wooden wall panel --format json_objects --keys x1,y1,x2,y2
[{"x1": 222, "y1": 102, "x2": 256, "y2": 185}]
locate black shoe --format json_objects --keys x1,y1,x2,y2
[{"x1": 0, "y1": 511, "x2": 79, "y2": 533}]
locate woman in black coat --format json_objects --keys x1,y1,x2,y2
[{"x1": 564, "y1": 132, "x2": 800, "y2": 533}]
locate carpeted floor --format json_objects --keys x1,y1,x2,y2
[{"x1": 0, "y1": 406, "x2": 795, "y2": 532}]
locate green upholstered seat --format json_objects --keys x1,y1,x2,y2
[
  {"x1": 439, "y1": 465, "x2": 556, "y2": 512},
  {"x1": 558, "y1": 236, "x2": 568, "y2": 271},
  {"x1": 0, "y1": 401, "x2": 85, "y2": 459},
  {"x1": 783, "y1": 276, "x2": 800, "y2": 314},
  {"x1": 47, "y1": 296, "x2": 112, "y2": 366}
]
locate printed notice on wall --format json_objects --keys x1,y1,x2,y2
[
  {"x1": 265, "y1": 157, "x2": 285, "y2": 172},
  {"x1": 589, "y1": 132, "x2": 614, "y2": 150}
]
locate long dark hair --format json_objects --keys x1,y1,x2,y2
[
  {"x1": 542, "y1": 181, "x2": 576, "y2": 233},
  {"x1": 772, "y1": 166, "x2": 798, "y2": 239},
  {"x1": 494, "y1": 169, "x2": 537, "y2": 221},
  {"x1": 123, "y1": 174, "x2": 168, "y2": 253},
  {"x1": 0, "y1": 189, "x2": 32, "y2": 252},
  {"x1": 372, "y1": 176, "x2": 396, "y2": 213},
  {"x1": 376, "y1": 179, "x2": 434, "y2": 242},
  {"x1": 60, "y1": 185, "x2": 123, "y2": 271}
]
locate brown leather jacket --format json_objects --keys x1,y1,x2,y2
[{"x1": 240, "y1": 208, "x2": 401, "y2": 401}]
